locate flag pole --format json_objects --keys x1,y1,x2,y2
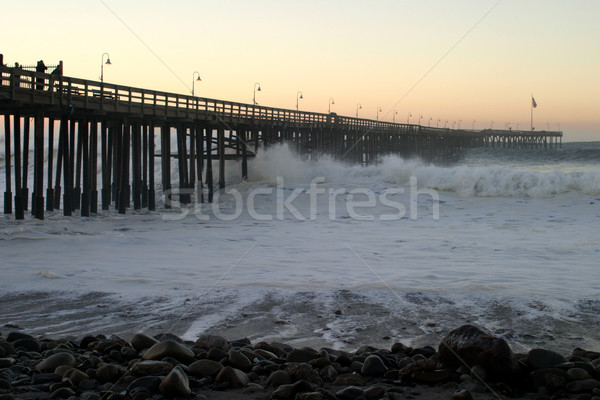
[{"x1": 530, "y1": 94, "x2": 533, "y2": 131}]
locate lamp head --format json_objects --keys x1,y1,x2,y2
[
  {"x1": 105, "y1": 58, "x2": 111, "y2": 65},
  {"x1": 196, "y1": 76, "x2": 202, "y2": 81},
  {"x1": 299, "y1": 94, "x2": 303, "y2": 99}
]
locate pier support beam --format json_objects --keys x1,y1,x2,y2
[
  {"x1": 4, "y1": 115, "x2": 12, "y2": 214},
  {"x1": 33, "y1": 112, "x2": 45, "y2": 220}
]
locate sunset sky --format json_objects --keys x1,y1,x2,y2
[{"x1": 2, "y1": 0, "x2": 599, "y2": 141}]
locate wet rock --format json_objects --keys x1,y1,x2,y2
[
  {"x1": 142, "y1": 340, "x2": 194, "y2": 364},
  {"x1": 568, "y1": 368, "x2": 592, "y2": 381},
  {"x1": 364, "y1": 384, "x2": 386, "y2": 399},
  {"x1": 159, "y1": 365, "x2": 191, "y2": 398},
  {"x1": 530, "y1": 368, "x2": 567, "y2": 390},
  {"x1": 286, "y1": 348, "x2": 319, "y2": 363},
  {"x1": 207, "y1": 347, "x2": 228, "y2": 362},
  {"x1": 0, "y1": 358, "x2": 15, "y2": 368},
  {"x1": 361, "y1": 354, "x2": 388, "y2": 377},
  {"x1": 272, "y1": 380, "x2": 314, "y2": 399},
  {"x1": 336, "y1": 386, "x2": 365, "y2": 399},
  {"x1": 398, "y1": 357, "x2": 436, "y2": 381},
  {"x1": 0, "y1": 342, "x2": 15, "y2": 356},
  {"x1": 527, "y1": 349, "x2": 567, "y2": 370},
  {"x1": 227, "y1": 349, "x2": 252, "y2": 371},
  {"x1": 62, "y1": 367, "x2": 89, "y2": 386},
  {"x1": 195, "y1": 335, "x2": 230, "y2": 352},
  {"x1": 411, "y1": 370, "x2": 451, "y2": 384},
  {"x1": 452, "y1": 389, "x2": 474, "y2": 400},
  {"x1": 127, "y1": 376, "x2": 162, "y2": 396},
  {"x1": 333, "y1": 373, "x2": 366, "y2": 386},
  {"x1": 567, "y1": 378, "x2": 600, "y2": 393},
  {"x1": 295, "y1": 392, "x2": 324, "y2": 400},
  {"x1": 188, "y1": 359, "x2": 223, "y2": 377},
  {"x1": 30, "y1": 373, "x2": 62, "y2": 385},
  {"x1": 12, "y1": 338, "x2": 41, "y2": 352},
  {"x1": 131, "y1": 333, "x2": 158, "y2": 352},
  {"x1": 130, "y1": 360, "x2": 173, "y2": 376},
  {"x1": 438, "y1": 325, "x2": 517, "y2": 380},
  {"x1": 215, "y1": 366, "x2": 248, "y2": 388},
  {"x1": 285, "y1": 363, "x2": 322, "y2": 386},
  {"x1": 49, "y1": 387, "x2": 76, "y2": 399},
  {"x1": 36, "y1": 353, "x2": 76, "y2": 372},
  {"x1": 265, "y1": 370, "x2": 292, "y2": 388},
  {"x1": 96, "y1": 363, "x2": 127, "y2": 383}
]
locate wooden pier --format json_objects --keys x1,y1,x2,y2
[{"x1": 0, "y1": 55, "x2": 563, "y2": 220}]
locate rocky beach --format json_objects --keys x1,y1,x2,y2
[{"x1": 1, "y1": 324, "x2": 599, "y2": 400}]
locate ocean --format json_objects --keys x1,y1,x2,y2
[{"x1": 1, "y1": 139, "x2": 599, "y2": 354}]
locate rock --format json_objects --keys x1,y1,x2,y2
[
  {"x1": 391, "y1": 342, "x2": 411, "y2": 354},
  {"x1": 36, "y1": 353, "x2": 76, "y2": 372},
  {"x1": 207, "y1": 347, "x2": 228, "y2": 361},
  {"x1": 527, "y1": 349, "x2": 567, "y2": 370},
  {"x1": 0, "y1": 358, "x2": 15, "y2": 368},
  {"x1": 411, "y1": 370, "x2": 451, "y2": 384},
  {"x1": 364, "y1": 385, "x2": 386, "y2": 399},
  {"x1": 438, "y1": 325, "x2": 517, "y2": 380},
  {"x1": 398, "y1": 357, "x2": 437, "y2": 381},
  {"x1": 131, "y1": 333, "x2": 158, "y2": 352},
  {"x1": 227, "y1": 349, "x2": 252, "y2": 371},
  {"x1": 49, "y1": 387, "x2": 76, "y2": 399},
  {"x1": 188, "y1": 359, "x2": 223, "y2": 377},
  {"x1": 336, "y1": 386, "x2": 365, "y2": 400},
  {"x1": 567, "y1": 378, "x2": 600, "y2": 393},
  {"x1": 272, "y1": 380, "x2": 314, "y2": 399},
  {"x1": 159, "y1": 365, "x2": 191, "y2": 398},
  {"x1": 30, "y1": 373, "x2": 62, "y2": 385},
  {"x1": 452, "y1": 389, "x2": 474, "y2": 400},
  {"x1": 0, "y1": 342, "x2": 15, "y2": 356},
  {"x1": 286, "y1": 348, "x2": 319, "y2": 363},
  {"x1": 12, "y1": 338, "x2": 41, "y2": 352},
  {"x1": 265, "y1": 370, "x2": 292, "y2": 388},
  {"x1": 361, "y1": 355, "x2": 388, "y2": 377},
  {"x1": 142, "y1": 340, "x2": 195, "y2": 364},
  {"x1": 195, "y1": 335, "x2": 230, "y2": 352},
  {"x1": 130, "y1": 360, "x2": 173, "y2": 376},
  {"x1": 62, "y1": 367, "x2": 89, "y2": 386},
  {"x1": 96, "y1": 363, "x2": 127, "y2": 383},
  {"x1": 568, "y1": 367, "x2": 592, "y2": 381},
  {"x1": 295, "y1": 392, "x2": 324, "y2": 400},
  {"x1": 215, "y1": 366, "x2": 249, "y2": 388},
  {"x1": 285, "y1": 363, "x2": 322, "y2": 385},
  {"x1": 127, "y1": 376, "x2": 162, "y2": 396},
  {"x1": 530, "y1": 368, "x2": 567, "y2": 390},
  {"x1": 333, "y1": 373, "x2": 366, "y2": 386}
]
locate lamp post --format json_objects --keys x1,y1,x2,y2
[
  {"x1": 253, "y1": 82, "x2": 261, "y2": 105},
  {"x1": 444, "y1": 120, "x2": 448, "y2": 129},
  {"x1": 407, "y1": 112, "x2": 412, "y2": 124},
  {"x1": 472, "y1": 120, "x2": 476, "y2": 130},
  {"x1": 393, "y1": 110, "x2": 398, "y2": 123},
  {"x1": 192, "y1": 71, "x2": 201, "y2": 96},
  {"x1": 100, "y1": 52, "x2": 111, "y2": 83},
  {"x1": 437, "y1": 119, "x2": 440, "y2": 128},
  {"x1": 356, "y1": 103, "x2": 362, "y2": 118},
  {"x1": 452, "y1": 121, "x2": 456, "y2": 129},
  {"x1": 458, "y1": 120, "x2": 461, "y2": 129},
  {"x1": 376, "y1": 107, "x2": 382, "y2": 121},
  {"x1": 428, "y1": 117, "x2": 432, "y2": 127},
  {"x1": 296, "y1": 91, "x2": 303, "y2": 111},
  {"x1": 491, "y1": 121, "x2": 494, "y2": 129},
  {"x1": 419, "y1": 114, "x2": 423, "y2": 125},
  {"x1": 328, "y1": 98, "x2": 335, "y2": 113}
]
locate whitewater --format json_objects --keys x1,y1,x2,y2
[{"x1": 1, "y1": 140, "x2": 600, "y2": 354}]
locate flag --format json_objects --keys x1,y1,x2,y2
[{"x1": 532, "y1": 97, "x2": 537, "y2": 108}]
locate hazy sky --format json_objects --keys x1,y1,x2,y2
[{"x1": 2, "y1": 0, "x2": 599, "y2": 141}]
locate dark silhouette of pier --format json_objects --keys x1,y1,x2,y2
[{"x1": 0, "y1": 55, "x2": 563, "y2": 220}]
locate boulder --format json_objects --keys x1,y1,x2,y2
[{"x1": 438, "y1": 325, "x2": 517, "y2": 380}]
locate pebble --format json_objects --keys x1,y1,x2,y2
[
  {"x1": 452, "y1": 389, "x2": 474, "y2": 400},
  {"x1": 527, "y1": 348, "x2": 568, "y2": 370},
  {"x1": 336, "y1": 385, "x2": 365, "y2": 399},
  {"x1": 361, "y1": 354, "x2": 388, "y2": 377},
  {"x1": 141, "y1": 340, "x2": 195, "y2": 364},
  {"x1": 188, "y1": 359, "x2": 223, "y2": 377},
  {"x1": 567, "y1": 378, "x2": 600, "y2": 393},
  {"x1": 215, "y1": 366, "x2": 249, "y2": 388},
  {"x1": 130, "y1": 360, "x2": 173, "y2": 376},
  {"x1": 35, "y1": 353, "x2": 76, "y2": 372},
  {"x1": 130, "y1": 333, "x2": 158, "y2": 352},
  {"x1": 159, "y1": 365, "x2": 191, "y2": 398},
  {"x1": 568, "y1": 367, "x2": 592, "y2": 381},
  {"x1": 227, "y1": 349, "x2": 252, "y2": 371}
]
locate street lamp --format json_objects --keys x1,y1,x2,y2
[
  {"x1": 253, "y1": 82, "x2": 261, "y2": 105},
  {"x1": 472, "y1": 120, "x2": 476, "y2": 130},
  {"x1": 452, "y1": 121, "x2": 456, "y2": 129},
  {"x1": 393, "y1": 110, "x2": 398, "y2": 123},
  {"x1": 192, "y1": 71, "x2": 201, "y2": 96},
  {"x1": 328, "y1": 98, "x2": 335, "y2": 113},
  {"x1": 419, "y1": 114, "x2": 423, "y2": 125},
  {"x1": 100, "y1": 52, "x2": 111, "y2": 83},
  {"x1": 407, "y1": 112, "x2": 412, "y2": 124},
  {"x1": 444, "y1": 120, "x2": 448, "y2": 128},
  {"x1": 490, "y1": 121, "x2": 494, "y2": 129},
  {"x1": 356, "y1": 103, "x2": 362, "y2": 118},
  {"x1": 437, "y1": 119, "x2": 440, "y2": 128},
  {"x1": 458, "y1": 120, "x2": 462, "y2": 129},
  {"x1": 296, "y1": 91, "x2": 303, "y2": 111},
  {"x1": 376, "y1": 107, "x2": 382, "y2": 121}
]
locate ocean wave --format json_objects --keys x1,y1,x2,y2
[{"x1": 246, "y1": 144, "x2": 600, "y2": 198}]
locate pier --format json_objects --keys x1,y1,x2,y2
[{"x1": 0, "y1": 55, "x2": 563, "y2": 220}]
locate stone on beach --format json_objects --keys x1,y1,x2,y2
[
  {"x1": 130, "y1": 333, "x2": 158, "y2": 352},
  {"x1": 141, "y1": 340, "x2": 195, "y2": 364},
  {"x1": 159, "y1": 365, "x2": 191, "y2": 398},
  {"x1": 35, "y1": 352, "x2": 76, "y2": 372}
]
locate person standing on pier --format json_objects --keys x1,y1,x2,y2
[{"x1": 36, "y1": 60, "x2": 47, "y2": 90}]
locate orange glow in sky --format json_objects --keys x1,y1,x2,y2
[{"x1": 2, "y1": 0, "x2": 599, "y2": 140}]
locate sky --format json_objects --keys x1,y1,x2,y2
[{"x1": 1, "y1": 0, "x2": 599, "y2": 141}]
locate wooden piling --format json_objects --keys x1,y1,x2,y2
[
  {"x1": 46, "y1": 118, "x2": 54, "y2": 211},
  {"x1": 33, "y1": 112, "x2": 44, "y2": 219},
  {"x1": 205, "y1": 127, "x2": 214, "y2": 203},
  {"x1": 13, "y1": 114, "x2": 23, "y2": 219},
  {"x1": 90, "y1": 120, "x2": 98, "y2": 213},
  {"x1": 218, "y1": 127, "x2": 225, "y2": 190},
  {"x1": 3, "y1": 115, "x2": 12, "y2": 214},
  {"x1": 61, "y1": 115, "x2": 72, "y2": 216},
  {"x1": 194, "y1": 123, "x2": 204, "y2": 204},
  {"x1": 80, "y1": 118, "x2": 90, "y2": 217},
  {"x1": 148, "y1": 124, "x2": 156, "y2": 211},
  {"x1": 22, "y1": 116, "x2": 30, "y2": 211}
]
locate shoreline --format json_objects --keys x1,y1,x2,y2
[{"x1": 1, "y1": 325, "x2": 600, "y2": 400}]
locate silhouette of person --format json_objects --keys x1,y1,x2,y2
[{"x1": 36, "y1": 60, "x2": 47, "y2": 90}]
